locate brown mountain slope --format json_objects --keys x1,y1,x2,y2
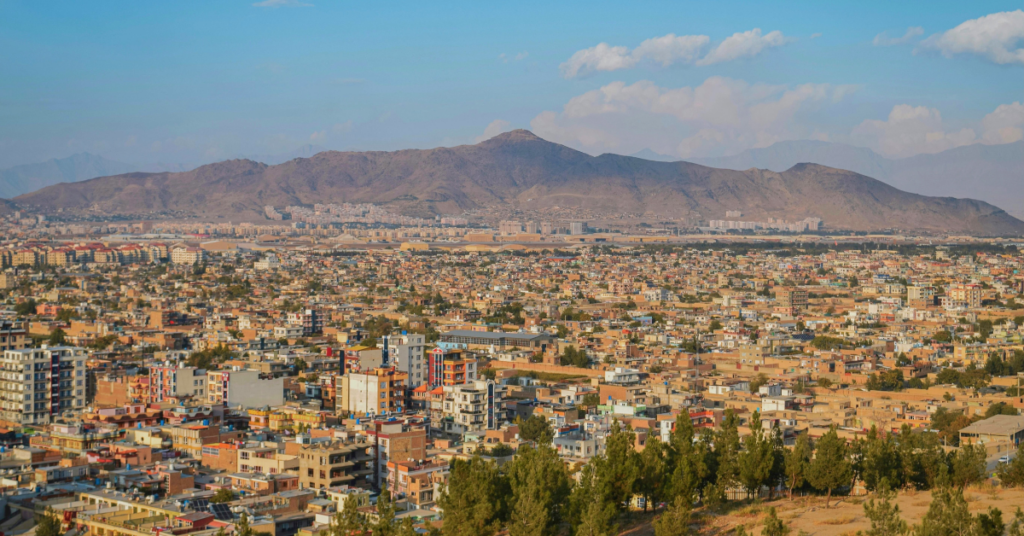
[{"x1": 14, "y1": 130, "x2": 1024, "y2": 235}]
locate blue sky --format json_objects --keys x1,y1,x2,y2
[{"x1": 0, "y1": 0, "x2": 1021, "y2": 168}]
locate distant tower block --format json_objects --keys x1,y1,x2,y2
[{"x1": 725, "y1": 210, "x2": 742, "y2": 219}]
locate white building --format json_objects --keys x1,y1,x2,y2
[
  {"x1": 387, "y1": 332, "x2": 426, "y2": 388},
  {"x1": 171, "y1": 246, "x2": 205, "y2": 265},
  {"x1": 254, "y1": 254, "x2": 282, "y2": 271},
  {"x1": 0, "y1": 346, "x2": 87, "y2": 424},
  {"x1": 441, "y1": 380, "x2": 504, "y2": 436}
]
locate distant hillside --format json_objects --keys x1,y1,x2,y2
[
  {"x1": 688, "y1": 140, "x2": 1024, "y2": 218},
  {"x1": 0, "y1": 153, "x2": 145, "y2": 198},
  {"x1": 13, "y1": 130, "x2": 1024, "y2": 235}
]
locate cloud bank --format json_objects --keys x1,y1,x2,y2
[
  {"x1": 917, "y1": 10, "x2": 1024, "y2": 64},
  {"x1": 560, "y1": 29, "x2": 789, "y2": 78}
]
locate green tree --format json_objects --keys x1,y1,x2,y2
[
  {"x1": 862, "y1": 486, "x2": 908, "y2": 536},
  {"x1": 861, "y1": 427, "x2": 901, "y2": 492},
  {"x1": 666, "y1": 412, "x2": 709, "y2": 504},
  {"x1": 996, "y1": 445, "x2": 1024, "y2": 487},
  {"x1": 947, "y1": 443, "x2": 986, "y2": 490},
  {"x1": 569, "y1": 462, "x2": 617, "y2": 536},
  {"x1": 330, "y1": 494, "x2": 366, "y2": 536},
  {"x1": 595, "y1": 422, "x2": 639, "y2": 514},
  {"x1": 210, "y1": 488, "x2": 236, "y2": 503},
  {"x1": 637, "y1": 436, "x2": 667, "y2": 512},
  {"x1": 713, "y1": 410, "x2": 742, "y2": 496},
  {"x1": 738, "y1": 410, "x2": 775, "y2": 499},
  {"x1": 295, "y1": 357, "x2": 308, "y2": 372},
  {"x1": 653, "y1": 495, "x2": 692, "y2": 536},
  {"x1": 35, "y1": 508, "x2": 62, "y2": 536},
  {"x1": 14, "y1": 299, "x2": 37, "y2": 316},
  {"x1": 438, "y1": 455, "x2": 505, "y2": 536},
  {"x1": 807, "y1": 427, "x2": 853, "y2": 508},
  {"x1": 785, "y1": 431, "x2": 812, "y2": 499},
  {"x1": 507, "y1": 445, "x2": 570, "y2": 536},
  {"x1": 373, "y1": 488, "x2": 396, "y2": 536},
  {"x1": 762, "y1": 507, "x2": 790, "y2": 536},
  {"x1": 48, "y1": 328, "x2": 67, "y2": 345},
  {"x1": 517, "y1": 415, "x2": 554, "y2": 445},
  {"x1": 236, "y1": 513, "x2": 253, "y2": 536},
  {"x1": 914, "y1": 486, "x2": 1002, "y2": 536}
]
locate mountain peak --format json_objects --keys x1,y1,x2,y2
[{"x1": 480, "y1": 129, "x2": 542, "y2": 144}]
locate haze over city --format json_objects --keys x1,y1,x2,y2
[{"x1": 0, "y1": 3, "x2": 1023, "y2": 536}]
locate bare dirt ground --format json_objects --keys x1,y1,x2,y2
[{"x1": 618, "y1": 487, "x2": 1024, "y2": 536}]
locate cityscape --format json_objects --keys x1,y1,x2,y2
[{"x1": 0, "y1": 2, "x2": 1022, "y2": 536}]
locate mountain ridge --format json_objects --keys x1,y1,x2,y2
[
  {"x1": 686, "y1": 140, "x2": 1024, "y2": 218},
  {"x1": 13, "y1": 130, "x2": 1024, "y2": 236}
]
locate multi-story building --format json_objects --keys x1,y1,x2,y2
[
  {"x1": 385, "y1": 459, "x2": 448, "y2": 508},
  {"x1": 427, "y1": 348, "x2": 478, "y2": 388},
  {"x1": 149, "y1": 364, "x2": 207, "y2": 403},
  {"x1": 0, "y1": 345, "x2": 87, "y2": 425},
  {"x1": 171, "y1": 246, "x2": 205, "y2": 265},
  {"x1": 775, "y1": 288, "x2": 808, "y2": 312},
  {"x1": 440, "y1": 380, "x2": 504, "y2": 436},
  {"x1": 238, "y1": 445, "x2": 299, "y2": 475},
  {"x1": 908, "y1": 286, "x2": 936, "y2": 307},
  {"x1": 0, "y1": 322, "x2": 29, "y2": 352},
  {"x1": 336, "y1": 368, "x2": 407, "y2": 416},
  {"x1": 297, "y1": 440, "x2": 373, "y2": 490},
  {"x1": 366, "y1": 418, "x2": 428, "y2": 487},
  {"x1": 386, "y1": 332, "x2": 426, "y2": 388},
  {"x1": 947, "y1": 283, "x2": 982, "y2": 309}
]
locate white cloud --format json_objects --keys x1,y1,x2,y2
[
  {"x1": 981, "y1": 102, "x2": 1024, "y2": 143},
  {"x1": 333, "y1": 121, "x2": 353, "y2": 133},
  {"x1": 253, "y1": 0, "x2": 312, "y2": 6},
  {"x1": 560, "y1": 29, "x2": 788, "y2": 78},
  {"x1": 515, "y1": 51, "x2": 529, "y2": 61},
  {"x1": 696, "y1": 29, "x2": 788, "y2": 66},
  {"x1": 850, "y1": 105, "x2": 977, "y2": 157},
  {"x1": 309, "y1": 130, "x2": 326, "y2": 143},
  {"x1": 810, "y1": 33, "x2": 822, "y2": 39},
  {"x1": 873, "y1": 26, "x2": 924, "y2": 46},
  {"x1": 631, "y1": 34, "x2": 710, "y2": 66},
  {"x1": 560, "y1": 43, "x2": 636, "y2": 78},
  {"x1": 530, "y1": 77, "x2": 854, "y2": 158},
  {"x1": 917, "y1": 10, "x2": 1024, "y2": 64},
  {"x1": 474, "y1": 120, "x2": 512, "y2": 143}
]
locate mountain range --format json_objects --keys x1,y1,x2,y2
[
  {"x1": 13, "y1": 130, "x2": 1023, "y2": 236},
  {"x1": 0, "y1": 153, "x2": 197, "y2": 199},
  {"x1": 681, "y1": 140, "x2": 1024, "y2": 219}
]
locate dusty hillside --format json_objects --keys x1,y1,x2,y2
[{"x1": 14, "y1": 130, "x2": 1024, "y2": 235}]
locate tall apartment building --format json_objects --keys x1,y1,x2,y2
[
  {"x1": 366, "y1": 418, "x2": 428, "y2": 487},
  {"x1": 0, "y1": 346, "x2": 87, "y2": 425},
  {"x1": 149, "y1": 364, "x2": 207, "y2": 403},
  {"x1": 0, "y1": 322, "x2": 28, "y2": 352},
  {"x1": 907, "y1": 286, "x2": 936, "y2": 307},
  {"x1": 336, "y1": 368, "x2": 408, "y2": 416},
  {"x1": 386, "y1": 332, "x2": 426, "y2": 388},
  {"x1": 170, "y1": 246, "x2": 205, "y2": 265},
  {"x1": 569, "y1": 221, "x2": 586, "y2": 235},
  {"x1": 947, "y1": 283, "x2": 982, "y2": 309},
  {"x1": 440, "y1": 380, "x2": 504, "y2": 436},
  {"x1": 427, "y1": 348, "x2": 477, "y2": 388},
  {"x1": 297, "y1": 440, "x2": 373, "y2": 490},
  {"x1": 775, "y1": 288, "x2": 809, "y2": 311}
]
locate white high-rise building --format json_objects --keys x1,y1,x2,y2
[
  {"x1": 387, "y1": 332, "x2": 426, "y2": 388},
  {"x1": 0, "y1": 346, "x2": 87, "y2": 425}
]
